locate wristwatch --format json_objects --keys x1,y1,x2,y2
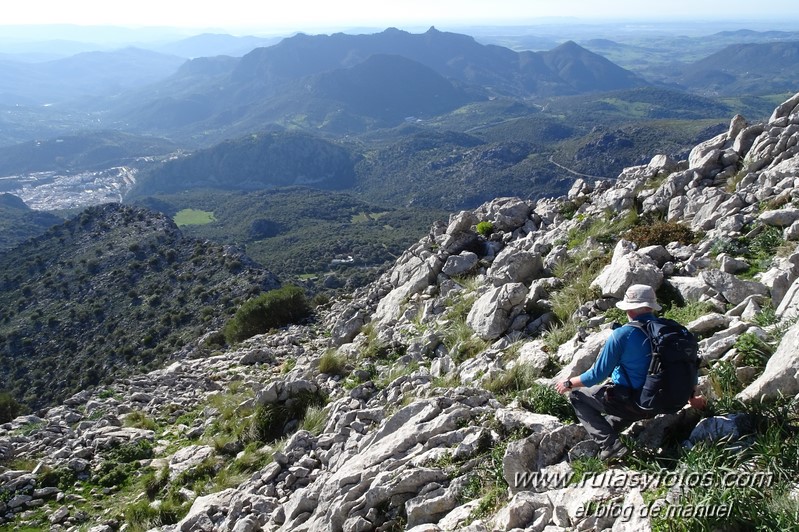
[{"x1": 562, "y1": 379, "x2": 573, "y2": 389}]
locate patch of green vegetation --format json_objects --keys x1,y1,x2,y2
[
  {"x1": 542, "y1": 318, "x2": 578, "y2": 355},
  {"x1": 566, "y1": 209, "x2": 638, "y2": 249},
  {"x1": 0, "y1": 203, "x2": 275, "y2": 411},
  {"x1": 650, "y1": 397, "x2": 799, "y2": 531},
  {"x1": 734, "y1": 332, "x2": 774, "y2": 368},
  {"x1": 300, "y1": 405, "x2": 328, "y2": 435},
  {"x1": 318, "y1": 349, "x2": 349, "y2": 376},
  {"x1": 623, "y1": 220, "x2": 696, "y2": 248},
  {"x1": 710, "y1": 224, "x2": 787, "y2": 279},
  {"x1": 603, "y1": 306, "x2": 628, "y2": 325},
  {"x1": 662, "y1": 301, "x2": 718, "y2": 324},
  {"x1": 376, "y1": 361, "x2": 420, "y2": 389},
  {"x1": 517, "y1": 382, "x2": 577, "y2": 423},
  {"x1": 351, "y1": 211, "x2": 389, "y2": 223},
  {"x1": 173, "y1": 209, "x2": 216, "y2": 226},
  {"x1": 223, "y1": 285, "x2": 311, "y2": 344},
  {"x1": 476, "y1": 221, "x2": 494, "y2": 237},
  {"x1": 483, "y1": 363, "x2": 539, "y2": 400},
  {"x1": 249, "y1": 389, "x2": 327, "y2": 443},
  {"x1": 707, "y1": 360, "x2": 743, "y2": 414},
  {"x1": 138, "y1": 188, "x2": 448, "y2": 295},
  {"x1": 0, "y1": 391, "x2": 24, "y2": 423},
  {"x1": 124, "y1": 411, "x2": 159, "y2": 431},
  {"x1": 569, "y1": 456, "x2": 607, "y2": 485},
  {"x1": 461, "y1": 437, "x2": 511, "y2": 523},
  {"x1": 550, "y1": 251, "x2": 608, "y2": 323}
]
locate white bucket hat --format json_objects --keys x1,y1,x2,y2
[{"x1": 615, "y1": 284, "x2": 662, "y2": 311}]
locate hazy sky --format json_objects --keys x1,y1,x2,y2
[{"x1": 3, "y1": 0, "x2": 797, "y2": 32}]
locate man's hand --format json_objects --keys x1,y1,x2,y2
[
  {"x1": 689, "y1": 394, "x2": 707, "y2": 410},
  {"x1": 555, "y1": 379, "x2": 571, "y2": 395}
]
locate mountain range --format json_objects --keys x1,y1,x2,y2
[
  {"x1": 0, "y1": 25, "x2": 797, "y2": 295},
  {"x1": 0, "y1": 85, "x2": 797, "y2": 532}
]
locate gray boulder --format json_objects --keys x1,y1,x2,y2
[
  {"x1": 466, "y1": 283, "x2": 528, "y2": 340},
  {"x1": 700, "y1": 269, "x2": 768, "y2": 305},
  {"x1": 738, "y1": 320, "x2": 799, "y2": 402},
  {"x1": 759, "y1": 208, "x2": 799, "y2": 227},
  {"x1": 442, "y1": 251, "x2": 479, "y2": 277},
  {"x1": 480, "y1": 197, "x2": 533, "y2": 232},
  {"x1": 487, "y1": 247, "x2": 543, "y2": 286},
  {"x1": 591, "y1": 240, "x2": 663, "y2": 299},
  {"x1": 666, "y1": 276, "x2": 711, "y2": 302}
]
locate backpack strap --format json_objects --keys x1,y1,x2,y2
[{"x1": 618, "y1": 321, "x2": 655, "y2": 390}]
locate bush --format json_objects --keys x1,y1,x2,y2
[
  {"x1": 518, "y1": 382, "x2": 577, "y2": 423},
  {"x1": 476, "y1": 221, "x2": 494, "y2": 237},
  {"x1": 484, "y1": 363, "x2": 539, "y2": 397},
  {"x1": 125, "y1": 498, "x2": 184, "y2": 529},
  {"x1": 223, "y1": 285, "x2": 311, "y2": 343},
  {"x1": 124, "y1": 411, "x2": 159, "y2": 431},
  {"x1": 734, "y1": 332, "x2": 774, "y2": 368},
  {"x1": 318, "y1": 350, "x2": 348, "y2": 376},
  {"x1": 623, "y1": 220, "x2": 696, "y2": 248},
  {"x1": 249, "y1": 390, "x2": 327, "y2": 443},
  {"x1": 0, "y1": 391, "x2": 23, "y2": 423}
]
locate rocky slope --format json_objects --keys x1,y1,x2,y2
[{"x1": 2, "y1": 94, "x2": 799, "y2": 531}]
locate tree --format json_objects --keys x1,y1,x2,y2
[{"x1": 0, "y1": 391, "x2": 23, "y2": 423}]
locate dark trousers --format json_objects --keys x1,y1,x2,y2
[{"x1": 570, "y1": 384, "x2": 641, "y2": 449}]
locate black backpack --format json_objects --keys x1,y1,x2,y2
[{"x1": 626, "y1": 317, "x2": 700, "y2": 415}]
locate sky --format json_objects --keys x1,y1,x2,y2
[{"x1": 2, "y1": 0, "x2": 797, "y2": 33}]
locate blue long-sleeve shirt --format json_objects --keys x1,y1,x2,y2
[{"x1": 579, "y1": 314, "x2": 654, "y2": 389}]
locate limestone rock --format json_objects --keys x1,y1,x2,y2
[
  {"x1": 466, "y1": 283, "x2": 528, "y2": 340},
  {"x1": 480, "y1": 197, "x2": 533, "y2": 232},
  {"x1": 738, "y1": 320, "x2": 799, "y2": 401},
  {"x1": 759, "y1": 208, "x2": 799, "y2": 227},
  {"x1": 591, "y1": 240, "x2": 663, "y2": 299},
  {"x1": 700, "y1": 269, "x2": 768, "y2": 305},
  {"x1": 442, "y1": 251, "x2": 479, "y2": 277},
  {"x1": 487, "y1": 247, "x2": 543, "y2": 286}
]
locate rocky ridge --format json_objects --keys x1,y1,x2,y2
[{"x1": 2, "y1": 93, "x2": 799, "y2": 530}]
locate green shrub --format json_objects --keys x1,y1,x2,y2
[
  {"x1": 484, "y1": 363, "x2": 538, "y2": 398},
  {"x1": 517, "y1": 382, "x2": 577, "y2": 423},
  {"x1": 95, "y1": 460, "x2": 138, "y2": 488},
  {"x1": 623, "y1": 220, "x2": 696, "y2": 248},
  {"x1": 223, "y1": 285, "x2": 311, "y2": 343},
  {"x1": 734, "y1": 332, "x2": 774, "y2": 368},
  {"x1": 37, "y1": 466, "x2": 77, "y2": 490},
  {"x1": 109, "y1": 439, "x2": 154, "y2": 463},
  {"x1": 318, "y1": 350, "x2": 348, "y2": 376},
  {"x1": 476, "y1": 221, "x2": 494, "y2": 237},
  {"x1": 249, "y1": 390, "x2": 327, "y2": 443},
  {"x1": 603, "y1": 306, "x2": 628, "y2": 325},
  {"x1": 124, "y1": 411, "x2": 159, "y2": 431},
  {"x1": 710, "y1": 225, "x2": 786, "y2": 279},
  {"x1": 662, "y1": 301, "x2": 717, "y2": 324},
  {"x1": 125, "y1": 498, "x2": 184, "y2": 530},
  {"x1": 0, "y1": 391, "x2": 23, "y2": 424}
]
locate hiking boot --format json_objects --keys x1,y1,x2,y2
[{"x1": 599, "y1": 439, "x2": 628, "y2": 462}]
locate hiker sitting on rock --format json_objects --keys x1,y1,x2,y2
[{"x1": 555, "y1": 284, "x2": 706, "y2": 461}]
